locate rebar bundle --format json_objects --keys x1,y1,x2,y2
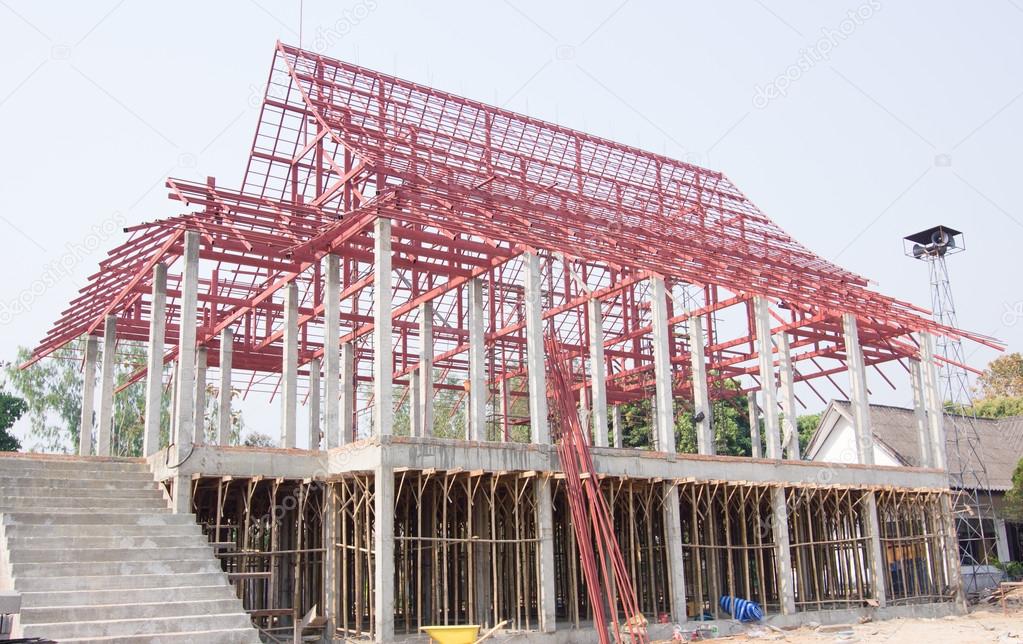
[{"x1": 545, "y1": 336, "x2": 649, "y2": 644}]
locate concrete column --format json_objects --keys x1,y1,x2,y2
[
  {"x1": 340, "y1": 342, "x2": 355, "y2": 444},
  {"x1": 939, "y1": 492, "x2": 967, "y2": 608},
  {"x1": 97, "y1": 314, "x2": 117, "y2": 456},
  {"x1": 843, "y1": 313, "x2": 875, "y2": 466},
  {"x1": 324, "y1": 254, "x2": 341, "y2": 449},
  {"x1": 79, "y1": 335, "x2": 98, "y2": 456},
  {"x1": 523, "y1": 252, "x2": 549, "y2": 444},
  {"x1": 689, "y1": 314, "x2": 714, "y2": 456},
  {"x1": 193, "y1": 346, "x2": 207, "y2": 444},
  {"x1": 374, "y1": 218, "x2": 393, "y2": 438},
  {"x1": 663, "y1": 484, "x2": 688, "y2": 622},
  {"x1": 588, "y1": 299, "x2": 609, "y2": 448},
  {"x1": 649, "y1": 276, "x2": 675, "y2": 454},
  {"x1": 323, "y1": 486, "x2": 340, "y2": 634},
  {"x1": 748, "y1": 394, "x2": 763, "y2": 458},
  {"x1": 409, "y1": 369, "x2": 421, "y2": 437},
  {"x1": 770, "y1": 487, "x2": 797, "y2": 615},
  {"x1": 173, "y1": 230, "x2": 199, "y2": 457},
  {"x1": 169, "y1": 360, "x2": 178, "y2": 441},
  {"x1": 143, "y1": 263, "x2": 167, "y2": 457},
  {"x1": 309, "y1": 357, "x2": 321, "y2": 449},
  {"x1": 920, "y1": 333, "x2": 947, "y2": 470},
  {"x1": 753, "y1": 296, "x2": 781, "y2": 459},
  {"x1": 468, "y1": 278, "x2": 486, "y2": 441},
  {"x1": 374, "y1": 463, "x2": 395, "y2": 642},
  {"x1": 281, "y1": 281, "x2": 299, "y2": 449},
  {"x1": 910, "y1": 358, "x2": 932, "y2": 467},
  {"x1": 171, "y1": 473, "x2": 191, "y2": 515},
  {"x1": 995, "y1": 518, "x2": 1011, "y2": 563},
  {"x1": 612, "y1": 404, "x2": 623, "y2": 448},
  {"x1": 418, "y1": 302, "x2": 434, "y2": 437},
  {"x1": 776, "y1": 332, "x2": 800, "y2": 460},
  {"x1": 650, "y1": 394, "x2": 659, "y2": 452},
  {"x1": 218, "y1": 328, "x2": 233, "y2": 445},
  {"x1": 863, "y1": 492, "x2": 889, "y2": 607},
  {"x1": 535, "y1": 476, "x2": 557, "y2": 633},
  {"x1": 472, "y1": 497, "x2": 493, "y2": 626}
]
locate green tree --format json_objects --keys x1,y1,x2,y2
[
  {"x1": 796, "y1": 413, "x2": 822, "y2": 455},
  {"x1": 0, "y1": 389, "x2": 27, "y2": 452},
  {"x1": 977, "y1": 353, "x2": 1023, "y2": 399},
  {"x1": 1004, "y1": 459, "x2": 1023, "y2": 522}
]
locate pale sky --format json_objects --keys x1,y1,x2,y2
[{"x1": 1, "y1": 1, "x2": 1020, "y2": 447}]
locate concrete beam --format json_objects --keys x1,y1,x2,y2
[
  {"x1": 588, "y1": 299, "x2": 609, "y2": 448},
  {"x1": 324, "y1": 254, "x2": 341, "y2": 449},
  {"x1": 143, "y1": 263, "x2": 167, "y2": 457},
  {"x1": 79, "y1": 335, "x2": 98, "y2": 457},
  {"x1": 754, "y1": 296, "x2": 781, "y2": 459},
  {"x1": 218, "y1": 328, "x2": 233, "y2": 445},
  {"x1": 689, "y1": 314, "x2": 713, "y2": 456},
  {"x1": 309, "y1": 356, "x2": 321, "y2": 449},
  {"x1": 650, "y1": 276, "x2": 675, "y2": 454},
  {"x1": 340, "y1": 341, "x2": 355, "y2": 444},
  {"x1": 468, "y1": 278, "x2": 486, "y2": 441},
  {"x1": 523, "y1": 252, "x2": 549, "y2": 444},
  {"x1": 173, "y1": 230, "x2": 199, "y2": 457},
  {"x1": 373, "y1": 218, "x2": 394, "y2": 438},
  {"x1": 777, "y1": 332, "x2": 800, "y2": 460},
  {"x1": 920, "y1": 333, "x2": 947, "y2": 470},
  {"x1": 281, "y1": 281, "x2": 298, "y2": 449},
  {"x1": 910, "y1": 359, "x2": 932, "y2": 468},
  {"x1": 843, "y1": 313, "x2": 875, "y2": 466},
  {"x1": 418, "y1": 302, "x2": 434, "y2": 437},
  {"x1": 97, "y1": 314, "x2": 117, "y2": 457},
  {"x1": 193, "y1": 346, "x2": 207, "y2": 444}
]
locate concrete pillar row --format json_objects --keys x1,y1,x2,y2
[
  {"x1": 588, "y1": 298, "x2": 609, "y2": 448},
  {"x1": 309, "y1": 356, "x2": 321, "y2": 449},
  {"x1": 649, "y1": 276, "x2": 675, "y2": 454},
  {"x1": 522, "y1": 252, "x2": 549, "y2": 444},
  {"x1": 688, "y1": 314, "x2": 714, "y2": 456},
  {"x1": 418, "y1": 301, "x2": 434, "y2": 437},
  {"x1": 753, "y1": 296, "x2": 782, "y2": 459},
  {"x1": 97, "y1": 314, "x2": 117, "y2": 457},
  {"x1": 143, "y1": 262, "x2": 167, "y2": 457},
  {"x1": 373, "y1": 218, "x2": 393, "y2": 438},
  {"x1": 218, "y1": 328, "x2": 233, "y2": 446},
  {"x1": 843, "y1": 313, "x2": 875, "y2": 466},
  {"x1": 324, "y1": 254, "x2": 341, "y2": 449},
  {"x1": 79, "y1": 335, "x2": 98, "y2": 457},
  {"x1": 467, "y1": 277, "x2": 486, "y2": 441},
  {"x1": 281, "y1": 281, "x2": 299, "y2": 449}
]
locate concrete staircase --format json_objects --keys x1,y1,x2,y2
[{"x1": 0, "y1": 453, "x2": 261, "y2": 643}]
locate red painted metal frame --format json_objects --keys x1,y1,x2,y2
[{"x1": 24, "y1": 43, "x2": 1001, "y2": 417}]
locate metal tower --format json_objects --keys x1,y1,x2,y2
[{"x1": 905, "y1": 225, "x2": 995, "y2": 594}]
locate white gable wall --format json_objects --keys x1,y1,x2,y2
[{"x1": 812, "y1": 414, "x2": 901, "y2": 467}]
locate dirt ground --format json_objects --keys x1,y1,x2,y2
[{"x1": 711, "y1": 607, "x2": 1023, "y2": 643}]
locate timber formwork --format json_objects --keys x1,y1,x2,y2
[{"x1": 23, "y1": 42, "x2": 993, "y2": 641}]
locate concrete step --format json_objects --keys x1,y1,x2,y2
[
  {"x1": 3, "y1": 522, "x2": 199, "y2": 538},
  {"x1": 14, "y1": 571, "x2": 232, "y2": 592},
  {"x1": 6, "y1": 533, "x2": 209, "y2": 551},
  {"x1": 21, "y1": 597, "x2": 246, "y2": 624},
  {"x1": 2, "y1": 511, "x2": 194, "y2": 526},
  {"x1": 56, "y1": 628, "x2": 262, "y2": 644},
  {"x1": 10, "y1": 545, "x2": 213, "y2": 564},
  {"x1": 0, "y1": 483, "x2": 162, "y2": 498},
  {"x1": 0, "y1": 496, "x2": 167, "y2": 511},
  {"x1": 18, "y1": 584, "x2": 239, "y2": 608},
  {"x1": 23, "y1": 611, "x2": 254, "y2": 640},
  {"x1": 0, "y1": 468, "x2": 154, "y2": 481},
  {"x1": 12, "y1": 558, "x2": 223, "y2": 578}
]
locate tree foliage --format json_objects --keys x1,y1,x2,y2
[
  {"x1": 0, "y1": 387, "x2": 27, "y2": 452},
  {"x1": 977, "y1": 353, "x2": 1023, "y2": 399}
]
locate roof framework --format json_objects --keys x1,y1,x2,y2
[{"x1": 26, "y1": 42, "x2": 1001, "y2": 422}]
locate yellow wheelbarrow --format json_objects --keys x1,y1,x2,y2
[{"x1": 420, "y1": 620, "x2": 509, "y2": 644}]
